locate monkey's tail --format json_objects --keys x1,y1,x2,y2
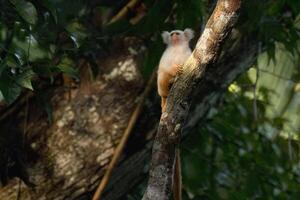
[{"x1": 173, "y1": 149, "x2": 182, "y2": 200}]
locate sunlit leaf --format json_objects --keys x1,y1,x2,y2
[
  {"x1": 0, "y1": 22, "x2": 8, "y2": 42},
  {"x1": 11, "y1": 34, "x2": 50, "y2": 62},
  {"x1": 57, "y1": 57, "x2": 78, "y2": 78},
  {"x1": 15, "y1": 69, "x2": 35, "y2": 90},
  {"x1": 65, "y1": 21, "x2": 88, "y2": 48}
]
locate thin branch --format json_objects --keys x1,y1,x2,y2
[
  {"x1": 143, "y1": 0, "x2": 241, "y2": 199},
  {"x1": 258, "y1": 68, "x2": 297, "y2": 83},
  {"x1": 253, "y1": 64, "x2": 259, "y2": 121},
  {"x1": 0, "y1": 92, "x2": 34, "y2": 122},
  {"x1": 92, "y1": 69, "x2": 156, "y2": 200},
  {"x1": 252, "y1": 41, "x2": 261, "y2": 122},
  {"x1": 108, "y1": 0, "x2": 139, "y2": 24}
]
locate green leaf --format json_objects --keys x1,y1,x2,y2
[
  {"x1": 57, "y1": 57, "x2": 78, "y2": 78},
  {"x1": 15, "y1": 69, "x2": 35, "y2": 90},
  {"x1": 0, "y1": 22, "x2": 8, "y2": 42},
  {"x1": 11, "y1": 34, "x2": 50, "y2": 62},
  {"x1": 65, "y1": 21, "x2": 88, "y2": 48},
  {"x1": 0, "y1": 91, "x2": 4, "y2": 102},
  {"x1": 39, "y1": 0, "x2": 58, "y2": 23},
  {"x1": 13, "y1": 47, "x2": 27, "y2": 65},
  {"x1": 9, "y1": 0, "x2": 38, "y2": 25},
  {"x1": 0, "y1": 70, "x2": 22, "y2": 104}
]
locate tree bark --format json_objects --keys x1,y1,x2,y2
[
  {"x1": 0, "y1": 44, "x2": 155, "y2": 200},
  {"x1": 142, "y1": 0, "x2": 242, "y2": 199}
]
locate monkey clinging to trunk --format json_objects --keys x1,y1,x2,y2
[
  {"x1": 156, "y1": 28, "x2": 194, "y2": 200},
  {"x1": 157, "y1": 28, "x2": 194, "y2": 112}
]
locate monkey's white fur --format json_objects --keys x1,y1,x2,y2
[{"x1": 157, "y1": 28, "x2": 194, "y2": 111}]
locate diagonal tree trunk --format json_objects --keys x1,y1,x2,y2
[{"x1": 142, "y1": 0, "x2": 242, "y2": 199}]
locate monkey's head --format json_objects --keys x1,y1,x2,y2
[{"x1": 161, "y1": 28, "x2": 194, "y2": 46}]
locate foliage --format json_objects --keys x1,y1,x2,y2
[{"x1": 181, "y1": 64, "x2": 300, "y2": 199}]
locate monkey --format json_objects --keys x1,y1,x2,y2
[
  {"x1": 157, "y1": 28, "x2": 194, "y2": 200},
  {"x1": 157, "y1": 28, "x2": 194, "y2": 112}
]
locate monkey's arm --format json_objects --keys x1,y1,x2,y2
[{"x1": 169, "y1": 64, "x2": 183, "y2": 77}]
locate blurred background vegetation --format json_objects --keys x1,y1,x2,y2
[{"x1": 0, "y1": 0, "x2": 300, "y2": 199}]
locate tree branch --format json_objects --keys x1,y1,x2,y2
[{"x1": 142, "y1": 0, "x2": 242, "y2": 199}]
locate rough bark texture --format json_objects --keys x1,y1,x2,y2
[
  {"x1": 0, "y1": 39, "x2": 159, "y2": 200},
  {"x1": 142, "y1": 0, "x2": 242, "y2": 199}
]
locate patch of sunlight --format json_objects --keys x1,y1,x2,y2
[
  {"x1": 0, "y1": 91, "x2": 3, "y2": 102},
  {"x1": 228, "y1": 82, "x2": 241, "y2": 93},
  {"x1": 247, "y1": 41, "x2": 300, "y2": 140},
  {"x1": 0, "y1": 24, "x2": 7, "y2": 41},
  {"x1": 295, "y1": 83, "x2": 300, "y2": 92}
]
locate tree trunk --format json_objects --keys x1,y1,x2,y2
[{"x1": 142, "y1": 0, "x2": 242, "y2": 199}]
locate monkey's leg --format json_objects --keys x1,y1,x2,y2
[
  {"x1": 157, "y1": 72, "x2": 171, "y2": 112},
  {"x1": 161, "y1": 97, "x2": 167, "y2": 112},
  {"x1": 173, "y1": 148, "x2": 182, "y2": 200}
]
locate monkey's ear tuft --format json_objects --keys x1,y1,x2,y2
[
  {"x1": 184, "y1": 28, "x2": 194, "y2": 40},
  {"x1": 161, "y1": 31, "x2": 170, "y2": 44}
]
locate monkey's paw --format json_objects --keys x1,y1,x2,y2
[{"x1": 176, "y1": 65, "x2": 183, "y2": 75}]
